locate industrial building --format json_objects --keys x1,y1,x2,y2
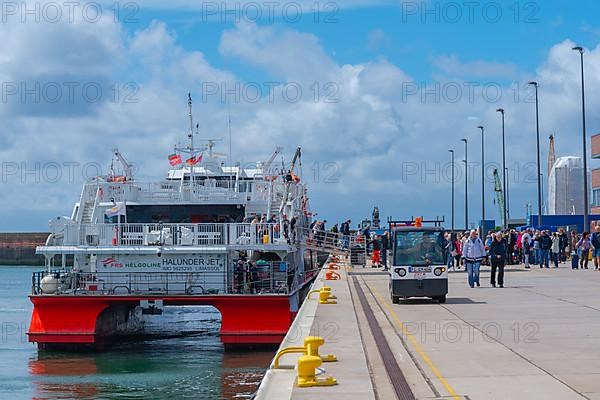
[
  {"x1": 547, "y1": 156, "x2": 586, "y2": 215},
  {"x1": 592, "y1": 134, "x2": 600, "y2": 214}
]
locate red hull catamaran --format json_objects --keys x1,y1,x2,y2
[{"x1": 28, "y1": 95, "x2": 326, "y2": 350}]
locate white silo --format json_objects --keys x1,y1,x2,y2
[{"x1": 548, "y1": 156, "x2": 588, "y2": 215}]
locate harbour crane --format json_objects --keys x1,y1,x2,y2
[
  {"x1": 111, "y1": 148, "x2": 134, "y2": 181},
  {"x1": 493, "y1": 169, "x2": 506, "y2": 228}
]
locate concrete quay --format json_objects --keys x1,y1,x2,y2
[{"x1": 256, "y1": 260, "x2": 600, "y2": 400}]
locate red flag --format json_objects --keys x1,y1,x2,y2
[{"x1": 168, "y1": 153, "x2": 182, "y2": 166}]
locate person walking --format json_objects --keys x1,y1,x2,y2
[
  {"x1": 558, "y1": 228, "x2": 568, "y2": 263},
  {"x1": 551, "y1": 232, "x2": 560, "y2": 268},
  {"x1": 484, "y1": 232, "x2": 494, "y2": 266},
  {"x1": 381, "y1": 231, "x2": 389, "y2": 270},
  {"x1": 577, "y1": 232, "x2": 591, "y2": 270},
  {"x1": 445, "y1": 233, "x2": 457, "y2": 270},
  {"x1": 454, "y1": 234, "x2": 463, "y2": 269},
  {"x1": 533, "y1": 232, "x2": 541, "y2": 266},
  {"x1": 462, "y1": 230, "x2": 486, "y2": 288},
  {"x1": 489, "y1": 232, "x2": 507, "y2": 287},
  {"x1": 371, "y1": 235, "x2": 381, "y2": 268},
  {"x1": 571, "y1": 231, "x2": 580, "y2": 269},
  {"x1": 591, "y1": 226, "x2": 600, "y2": 270},
  {"x1": 341, "y1": 219, "x2": 351, "y2": 250},
  {"x1": 539, "y1": 231, "x2": 552, "y2": 269},
  {"x1": 522, "y1": 234, "x2": 531, "y2": 269}
]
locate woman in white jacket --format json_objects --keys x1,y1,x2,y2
[{"x1": 462, "y1": 230, "x2": 487, "y2": 288}]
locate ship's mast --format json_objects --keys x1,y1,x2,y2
[{"x1": 188, "y1": 93, "x2": 195, "y2": 185}]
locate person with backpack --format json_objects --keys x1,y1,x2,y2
[
  {"x1": 462, "y1": 230, "x2": 486, "y2": 288},
  {"x1": 591, "y1": 226, "x2": 600, "y2": 270}
]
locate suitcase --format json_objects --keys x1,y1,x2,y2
[{"x1": 571, "y1": 254, "x2": 579, "y2": 269}]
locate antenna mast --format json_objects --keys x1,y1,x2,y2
[
  {"x1": 228, "y1": 108, "x2": 233, "y2": 186},
  {"x1": 188, "y1": 93, "x2": 195, "y2": 155},
  {"x1": 188, "y1": 93, "x2": 195, "y2": 184}
]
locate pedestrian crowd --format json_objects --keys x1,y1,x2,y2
[{"x1": 444, "y1": 225, "x2": 600, "y2": 288}]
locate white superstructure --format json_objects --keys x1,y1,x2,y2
[{"x1": 37, "y1": 96, "x2": 316, "y2": 298}]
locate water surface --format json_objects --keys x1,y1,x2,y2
[{"x1": 0, "y1": 266, "x2": 272, "y2": 399}]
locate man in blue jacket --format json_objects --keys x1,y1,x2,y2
[{"x1": 462, "y1": 230, "x2": 486, "y2": 288}]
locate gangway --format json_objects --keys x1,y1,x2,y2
[{"x1": 296, "y1": 227, "x2": 353, "y2": 256}]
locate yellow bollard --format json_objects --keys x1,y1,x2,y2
[
  {"x1": 297, "y1": 355, "x2": 338, "y2": 387},
  {"x1": 272, "y1": 346, "x2": 307, "y2": 369},
  {"x1": 319, "y1": 286, "x2": 337, "y2": 300},
  {"x1": 304, "y1": 336, "x2": 337, "y2": 363},
  {"x1": 308, "y1": 287, "x2": 337, "y2": 304}
]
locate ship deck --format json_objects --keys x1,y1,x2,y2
[{"x1": 257, "y1": 260, "x2": 600, "y2": 400}]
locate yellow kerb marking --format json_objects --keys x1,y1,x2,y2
[{"x1": 367, "y1": 283, "x2": 461, "y2": 400}]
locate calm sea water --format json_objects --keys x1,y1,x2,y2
[{"x1": 0, "y1": 266, "x2": 272, "y2": 400}]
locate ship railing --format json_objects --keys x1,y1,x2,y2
[
  {"x1": 83, "y1": 180, "x2": 283, "y2": 203},
  {"x1": 60, "y1": 223, "x2": 283, "y2": 247},
  {"x1": 31, "y1": 261, "x2": 309, "y2": 296}
]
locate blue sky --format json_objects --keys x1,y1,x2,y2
[
  {"x1": 2, "y1": 1, "x2": 600, "y2": 231},
  {"x1": 130, "y1": 1, "x2": 600, "y2": 79}
]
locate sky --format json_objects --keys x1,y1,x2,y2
[{"x1": 2, "y1": 0, "x2": 600, "y2": 231}]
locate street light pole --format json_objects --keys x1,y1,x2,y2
[
  {"x1": 478, "y1": 126, "x2": 485, "y2": 233},
  {"x1": 461, "y1": 138, "x2": 468, "y2": 230},
  {"x1": 573, "y1": 46, "x2": 589, "y2": 231},
  {"x1": 449, "y1": 149, "x2": 455, "y2": 231},
  {"x1": 529, "y1": 81, "x2": 543, "y2": 227},
  {"x1": 496, "y1": 109, "x2": 508, "y2": 229},
  {"x1": 505, "y1": 167, "x2": 510, "y2": 221}
]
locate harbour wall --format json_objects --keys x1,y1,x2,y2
[{"x1": 0, "y1": 233, "x2": 48, "y2": 266}]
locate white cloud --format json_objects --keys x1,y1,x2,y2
[{"x1": 2, "y1": 16, "x2": 600, "y2": 230}]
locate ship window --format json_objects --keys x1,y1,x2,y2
[
  {"x1": 104, "y1": 215, "x2": 125, "y2": 224},
  {"x1": 126, "y1": 205, "x2": 245, "y2": 224}
]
